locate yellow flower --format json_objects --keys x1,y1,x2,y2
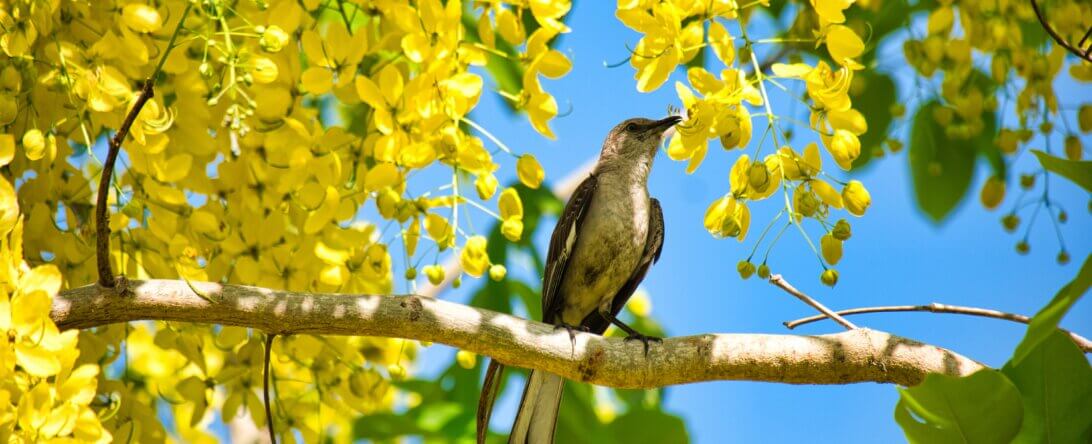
[
  {"x1": 825, "y1": 25, "x2": 865, "y2": 69},
  {"x1": 842, "y1": 180, "x2": 871, "y2": 216},
  {"x1": 811, "y1": 0, "x2": 855, "y2": 24},
  {"x1": 250, "y1": 56, "x2": 279, "y2": 84},
  {"x1": 423, "y1": 264, "x2": 446, "y2": 285},
  {"x1": 475, "y1": 173, "x2": 499, "y2": 200},
  {"x1": 21, "y1": 129, "x2": 45, "y2": 161},
  {"x1": 425, "y1": 213, "x2": 454, "y2": 249},
  {"x1": 823, "y1": 129, "x2": 861, "y2": 170},
  {"x1": 122, "y1": 4, "x2": 162, "y2": 34},
  {"x1": 821, "y1": 233, "x2": 843, "y2": 265},
  {"x1": 259, "y1": 25, "x2": 289, "y2": 52},
  {"x1": 517, "y1": 154, "x2": 545, "y2": 189},
  {"x1": 456, "y1": 350, "x2": 477, "y2": 369},
  {"x1": 704, "y1": 195, "x2": 750, "y2": 241},
  {"x1": 498, "y1": 188, "x2": 523, "y2": 221},
  {"x1": 501, "y1": 219, "x2": 524, "y2": 242},
  {"x1": 460, "y1": 236, "x2": 490, "y2": 277}
]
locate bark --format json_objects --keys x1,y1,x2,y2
[{"x1": 54, "y1": 280, "x2": 984, "y2": 389}]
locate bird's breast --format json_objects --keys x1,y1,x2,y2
[{"x1": 557, "y1": 184, "x2": 649, "y2": 324}]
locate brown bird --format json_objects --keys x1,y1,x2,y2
[{"x1": 478, "y1": 116, "x2": 680, "y2": 444}]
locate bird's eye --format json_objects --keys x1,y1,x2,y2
[{"x1": 625, "y1": 123, "x2": 638, "y2": 132}]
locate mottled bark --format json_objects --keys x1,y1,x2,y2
[{"x1": 54, "y1": 280, "x2": 984, "y2": 388}]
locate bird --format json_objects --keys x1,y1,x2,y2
[{"x1": 477, "y1": 115, "x2": 680, "y2": 444}]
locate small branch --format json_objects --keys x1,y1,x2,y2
[
  {"x1": 784, "y1": 303, "x2": 1092, "y2": 353},
  {"x1": 53, "y1": 280, "x2": 985, "y2": 388},
  {"x1": 1029, "y1": 0, "x2": 1092, "y2": 63},
  {"x1": 95, "y1": 4, "x2": 192, "y2": 287},
  {"x1": 768, "y1": 274, "x2": 858, "y2": 330}
]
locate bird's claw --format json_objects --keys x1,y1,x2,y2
[
  {"x1": 623, "y1": 333, "x2": 662, "y2": 356},
  {"x1": 553, "y1": 323, "x2": 588, "y2": 344}
]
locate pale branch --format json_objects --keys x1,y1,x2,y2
[
  {"x1": 784, "y1": 303, "x2": 1092, "y2": 353},
  {"x1": 768, "y1": 274, "x2": 858, "y2": 330},
  {"x1": 55, "y1": 280, "x2": 985, "y2": 388}
]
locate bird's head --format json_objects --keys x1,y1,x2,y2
[{"x1": 600, "y1": 116, "x2": 682, "y2": 163}]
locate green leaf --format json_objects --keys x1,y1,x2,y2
[
  {"x1": 851, "y1": 72, "x2": 896, "y2": 169},
  {"x1": 1011, "y1": 254, "x2": 1092, "y2": 364},
  {"x1": 895, "y1": 370, "x2": 1023, "y2": 444},
  {"x1": 1002, "y1": 330, "x2": 1092, "y2": 443},
  {"x1": 1032, "y1": 150, "x2": 1092, "y2": 192},
  {"x1": 556, "y1": 383, "x2": 616, "y2": 444},
  {"x1": 606, "y1": 409, "x2": 690, "y2": 444},
  {"x1": 908, "y1": 100, "x2": 996, "y2": 222}
]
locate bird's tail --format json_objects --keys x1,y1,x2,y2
[
  {"x1": 509, "y1": 370, "x2": 564, "y2": 444},
  {"x1": 477, "y1": 359, "x2": 506, "y2": 444}
]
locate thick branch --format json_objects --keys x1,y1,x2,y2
[
  {"x1": 785, "y1": 303, "x2": 1092, "y2": 353},
  {"x1": 55, "y1": 280, "x2": 984, "y2": 388}
]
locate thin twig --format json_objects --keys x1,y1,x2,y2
[
  {"x1": 95, "y1": 4, "x2": 193, "y2": 287},
  {"x1": 784, "y1": 303, "x2": 1092, "y2": 353},
  {"x1": 1029, "y1": 0, "x2": 1092, "y2": 63},
  {"x1": 768, "y1": 274, "x2": 858, "y2": 330},
  {"x1": 263, "y1": 333, "x2": 277, "y2": 444}
]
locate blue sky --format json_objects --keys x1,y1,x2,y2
[{"x1": 419, "y1": 2, "x2": 1092, "y2": 443}]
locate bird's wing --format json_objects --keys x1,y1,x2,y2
[
  {"x1": 541, "y1": 174, "x2": 598, "y2": 324},
  {"x1": 580, "y1": 198, "x2": 664, "y2": 333}
]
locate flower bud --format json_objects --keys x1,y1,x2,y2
[
  {"x1": 737, "y1": 260, "x2": 755, "y2": 279},
  {"x1": 820, "y1": 269, "x2": 839, "y2": 287},
  {"x1": 22, "y1": 129, "x2": 45, "y2": 160},
  {"x1": 1057, "y1": 251, "x2": 1070, "y2": 265},
  {"x1": 757, "y1": 263, "x2": 771, "y2": 279},
  {"x1": 1058, "y1": 211, "x2": 1067, "y2": 223},
  {"x1": 821, "y1": 234, "x2": 843, "y2": 265},
  {"x1": 404, "y1": 267, "x2": 417, "y2": 280},
  {"x1": 832, "y1": 219, "x2": 852, "y2": 240},
  {"x1": 251, "y1": 57, "x2": 279, "y2": 84},
  {"x1": 1065, "y1": 135, "x2": 1083, "y2": 161},
  {"x1": 517, "y1": 154, "x2": 545, "y2": 189},
  {"x1": 842, "y1": 180, "x2": 871, "y2": 216},
  {"x1": 748, "y1": 161, "x2": 770, "y2": 193},
  {"x1": 979, "y1": 176, "x2": 1005, "y2": 210},
  {"x1": 1080, "y1": 105, "x2": 1092, "y2": 132},
  {"x1": 501, "y1": 219, "x2": 524, "y2": 242},
  {"x1": 475, "y1": 173, "x2": 498, "y2": 200},
  {"x1": 1020, "y1": 174, "x2": 1035, "y2": 190},
  {"x1": 1001, "y1": 214, "x2": 1020, "y2": 232},
  {"x1": 489, "y1": 264, "x2": 507, "y2": 281},
  {"x1": 423, "y1": 264, "x2": 445, "y2": 285},
  {"x1": 793, "y1": 186, "x2": 819, "y2": 218},
  {"x1": 260, "y1": 25, "x2": 290, "y2": 53},
  {"x1": 1015, "y1": 240, "x2": 1029, "y2": 255},
  {"x1": 456, "y1": 350, "x2": 477, "y2": 369}
]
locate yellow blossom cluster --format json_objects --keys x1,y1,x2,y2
[
  {"x1": 617, "y1": 0, "x2": 872, "y2": 286},
  {"x1": 1, "y1": 0, "x2": 568, "y2": 440},
  {"x1": 0, "y1": 173, "x2": 109, "y2": 441}
]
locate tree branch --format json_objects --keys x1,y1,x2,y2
[
  {"x1": 95, "y1": 4, "x2": 193, "y2": 287},
  {"x1": 1029, "y1": 0, "x2": 1092, "y2": 63},
  {"x1": 768, "y1": 274, "x2": 858, "y2": 330},
  {"x1": 55, "y1": 280, "x2": 984, "y2": 388},
  {"x1": 784, "y1": 303, "x2": 1092, "y2": 353}
]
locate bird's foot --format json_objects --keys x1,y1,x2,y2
[
  {"x1": 623, "y1": 333, "x2": 663, "y2": 356},
  {"x1": 553, "y1": 322, "x2": 590, "y2": 343}
]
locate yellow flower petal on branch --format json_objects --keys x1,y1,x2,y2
[
  {"x1": 460, "y1": 235, "x2": 490, "y2": 277},
  {"x1": 825, "y1": 25, "x2": 864, "y2": 68},
  {"x1": 517, "y1": 154, "x2": 545, "y2": 189},
  {"x1": 842, "y1": 180, "x2": 871, "y2": 216}
]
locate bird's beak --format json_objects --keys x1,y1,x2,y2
[{"x1": 650, "y1": 115, "x2": 683, "y2": 134}]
